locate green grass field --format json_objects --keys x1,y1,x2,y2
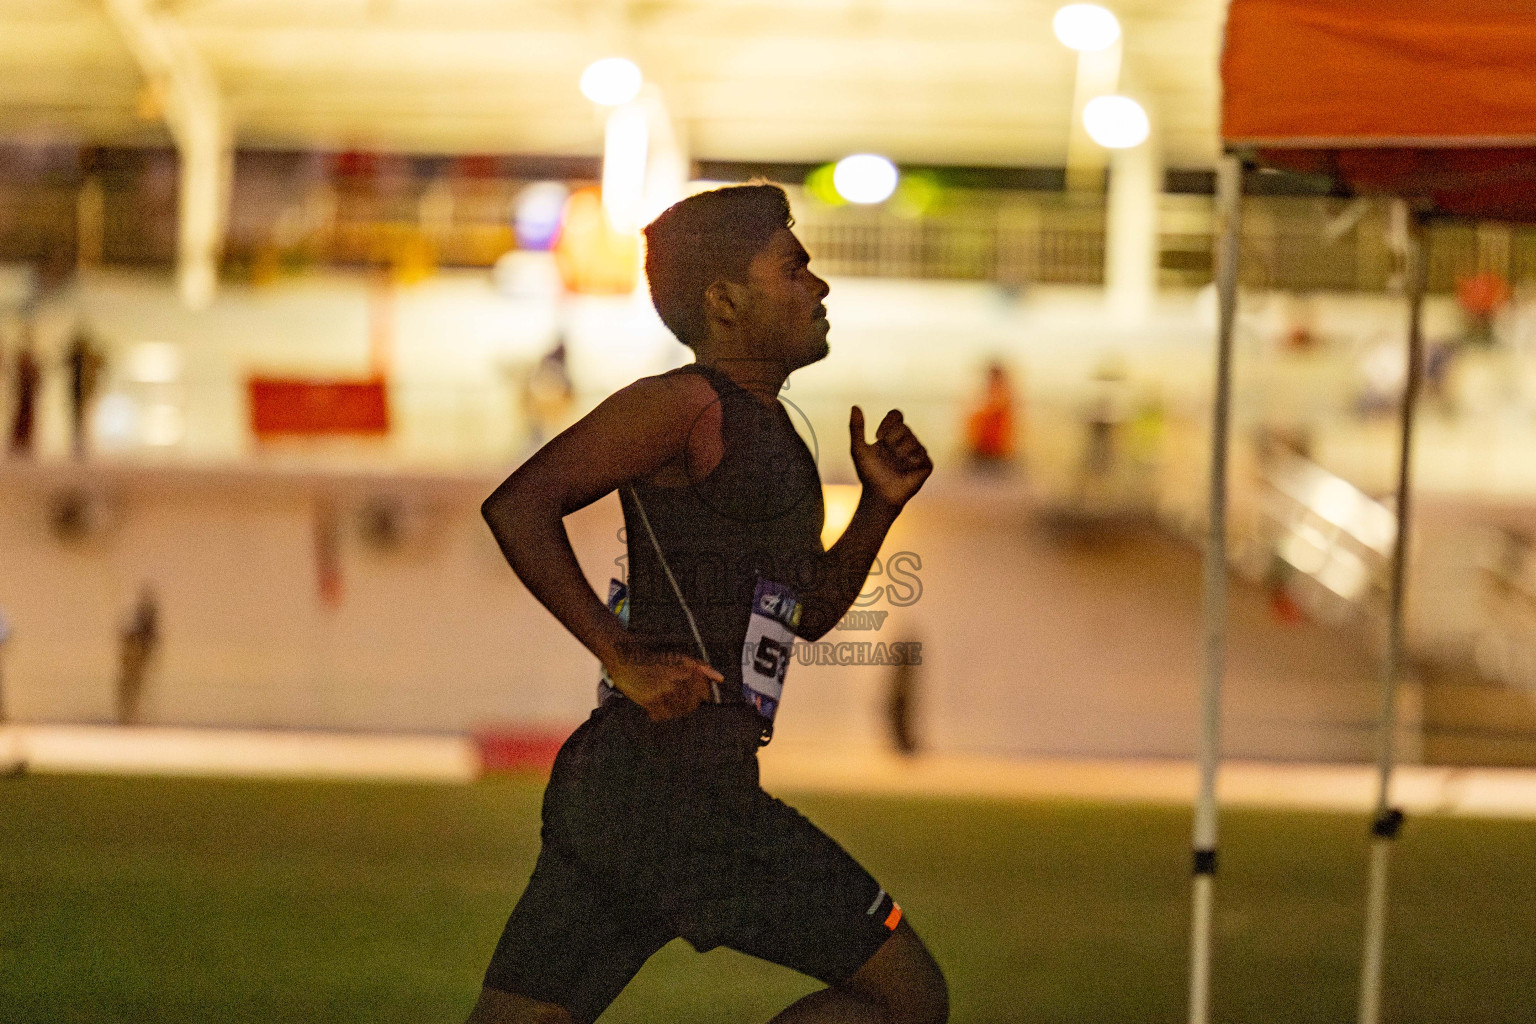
[{"x1": 2, "y1": 772, "x2": 1534, "y2": 1023}]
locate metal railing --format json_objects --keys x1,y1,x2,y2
[{"x1": 4, "y1": 174, "x2": 1536, "y2": 292}]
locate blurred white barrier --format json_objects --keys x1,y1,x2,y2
[
  {"x1": 7, "y1": 722, "x2": 1536, "y2": 819},
  {"x1": 2, "y1": 724, "x2": 479, "y2": 782},
  {"x1": 759, "y1": 741, "x2": 1536, "y2": 818}
]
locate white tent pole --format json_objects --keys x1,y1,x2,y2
[
  {"x1": 1358, "y1": 204, "x2": 1426, "y2": 1024},
  {"x1": 1189, "y1": 153, "x2": 1242, "y2": 1024}
]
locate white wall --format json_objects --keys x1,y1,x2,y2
[{"x1": 3, "y1": 263, "x2": 1484, "y2": 491}]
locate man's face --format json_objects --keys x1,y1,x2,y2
[{"x1": 739, "y1": 227, "x2": 831, "y2": 371}]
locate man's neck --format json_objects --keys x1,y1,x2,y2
[{"x1": 697, "y1": 353, "x2": 789, "y2": 406}]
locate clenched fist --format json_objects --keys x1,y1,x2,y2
[
  {"x1": 605, "y1": 642, "x2": 724, "y2": 722},
  {"x1": 850, "y1": 406, "x2": 933, "y2": 511}
]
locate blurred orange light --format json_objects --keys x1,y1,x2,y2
[{"x1": 554, "y1": 187, "x2": 640, "y2": 295}]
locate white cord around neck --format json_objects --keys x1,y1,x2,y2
[{"x1": 626, "y1": 485, "x2": 721, "y2": 703}]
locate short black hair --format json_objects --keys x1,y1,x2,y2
[{"x1": 643, "y1": 183, "x2": 793, "y2": 349}]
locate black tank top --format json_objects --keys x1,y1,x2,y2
[{"x1": 617, "y1": 362, "x2": 825, "y2": 742}]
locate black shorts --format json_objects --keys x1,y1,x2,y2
[{"x1": 483, "y1": 700, "x2": 901, "y2": 1024}]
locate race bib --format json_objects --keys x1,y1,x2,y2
[
  {"x1": 596, "y1": 578, "x2": 629, "y2": 706},
  {"x1": 740, "y1": 578, "x2": 801, "y2": 721}
]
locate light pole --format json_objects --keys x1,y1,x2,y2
[{"x1": 1055, "y1": 5, "x2": 1159, "y2": 321}]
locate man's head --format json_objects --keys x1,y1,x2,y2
[{"x1": 644, "y1": 184, "x2": 831, "y2": 371}]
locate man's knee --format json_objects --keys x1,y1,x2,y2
[
  {"x1": 846, "y1": 920, "x2": 949, "y2": 1024},
  {"x1": 465, "y1": 985, "x2": 576, "y2": 1024},
  {"x1": 896, "y1": 968, "x2": 949, "y2": 1024}
]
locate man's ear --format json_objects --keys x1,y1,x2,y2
[{"x1": 703, "y1": 279, "x2": 743, "y2": 331}]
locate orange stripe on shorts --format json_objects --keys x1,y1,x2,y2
[{"x1": 883, "y1": 902, "x2": 902, "y2": 930}]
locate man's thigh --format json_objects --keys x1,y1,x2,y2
[
  {"x1": 483, "y1": 841, "x2": 672, "y2": 1024},
  {"x1": 696, "y1": 793, "x2": 903, "y2": 986}
]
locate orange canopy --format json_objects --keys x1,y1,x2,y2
[{"x1": 1222, "y1": 0, "x2": 1536, "y2": 220}]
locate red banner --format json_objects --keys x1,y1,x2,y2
[{"x1": 249, "y1": 378, "x2": 390, "y2": 436}]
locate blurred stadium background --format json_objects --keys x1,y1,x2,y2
[{"x1": 3, "y1": 1, "x2": 1536, "y2": 1021}]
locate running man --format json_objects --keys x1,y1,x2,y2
[{"x1": 475, "y1": 184, "x2": 946, "y2": 1024}]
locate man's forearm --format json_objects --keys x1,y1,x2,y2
[
  {"x1": 797, "y1": 490, "x2": 901, "y2": 641},
  {"x1": 482, "y1": 487, "x2": 629, "y2": 669}
]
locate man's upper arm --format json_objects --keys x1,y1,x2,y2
[{"x1": 498, "y1": 372, "x2": 719, "y2": 516}]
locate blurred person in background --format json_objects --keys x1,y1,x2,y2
[
  {"x1": 1423, "y1": 337, "x2": 1459, "y2": 411},
  {"x1": 0, "y1": 602, "x2": 11, "y2": 723},
  {"x1": 963, "y1": 359, "x2": 1019, "y2": 471},
  {"x1": 66, "y1": 323, "x2": 105, "y2": 458},
  {"x1": 885, "y1": 633, "x2": 924, "y2": 756},
  {"x1": 8, "y1": 332, "x2": 38, "y2": 457},
  {"x1": 116, "y1": 586, "x2": 160, "y2": 726},
  {"x1": 1073, "y1": 356, "x2": 1129, "y2": 508},
  {"x1": 475, "y1": 184, "x2": 946, "y2": 1024},
  {"x1": 1123, "y1": 386, "x2": 1167, "y2": 504},
  {"x1": 0, "y1": 602, "x2": 20, "y2": 775},
  {"x1": 1458, "y1": 270, "x2": 1509, "y2": 349},
  {"x1": 523, "y1": 337, "x2": 575, "y2": 449}
]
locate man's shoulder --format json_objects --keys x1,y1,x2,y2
[{"x1": 619, "y1": 366, "x2": 721, "y2": 416}]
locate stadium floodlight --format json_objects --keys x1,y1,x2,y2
[
  {"x1": 833, "y1": 154, "x2": 899, "y2": 204},
  {"x1": 1082, "y1": 95, "x2": 1149, "y2": 149},
  {"x1": 580, "y1": 57, "x2": 643, "y2": 106},
  {"x1": 1053, "y1": 4, "x2": 1121, "y2": 52}
]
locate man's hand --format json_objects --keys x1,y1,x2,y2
[
  {"x1": 850, "y1": 406, "x2": 934, "y2": 512},
  {"x1": 792, "y1": 407, "x2": 929, "y2": 640},
  {"x1": 605, "y1": 642, "x2": 724, "y2": 722}
]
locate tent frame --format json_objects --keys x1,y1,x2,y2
[{"x1": 1190, "y1": 154, "x2": 1428, "y2": 1024}]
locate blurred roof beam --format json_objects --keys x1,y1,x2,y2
[
  {"x1": 0, "y1": 1, "x2": 1225, "y2": 171},
  {"x1": 103, "y1": 0, "x2": 230, "y2": 308}
]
